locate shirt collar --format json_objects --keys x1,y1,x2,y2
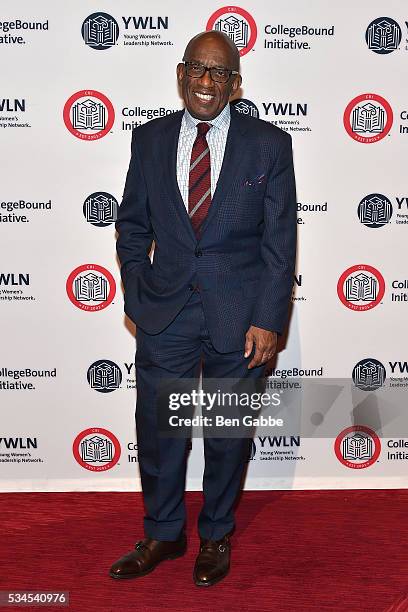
[{"x1": 183, "y1": 103, "x2": 231, "y2": 133}]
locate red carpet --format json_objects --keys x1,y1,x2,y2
[{"x1": 0, "y1": 490, "x2": 407, "y2": 612}]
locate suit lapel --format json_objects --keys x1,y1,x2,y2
[{"x1": 161, "y1": 111, "x2": 197, "y2": 244}]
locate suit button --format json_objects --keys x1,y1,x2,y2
[
  {"x1": 188, "y1": 284, "x2": 194, "y2": 291},
  {"x1": 195, "y1": 249, "x2": 203, "y2": 257}
]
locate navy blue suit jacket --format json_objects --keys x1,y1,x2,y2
[{"x1": 116, "y1": 104, "x2": 297, "y2": 353}]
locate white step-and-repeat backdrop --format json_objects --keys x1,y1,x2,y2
[{"x1": 1, "y1": 1, "x2": 407, "y2": 491}]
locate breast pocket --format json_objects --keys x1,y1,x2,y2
[{"x1": 242, "y1": 181, "x2": 266, "y2": 197}]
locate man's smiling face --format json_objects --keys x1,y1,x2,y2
[{"x1": 177, "y1": 32, "x2": 241, "y2": 121}]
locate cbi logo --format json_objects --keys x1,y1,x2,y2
[
  {"x1": 73, "y1": 427, "x2": 121, "y2": 471},
  {"x1": 81, "y1": 12, "x2": 119, "y2": 50},
  {"x1": 358, "y1": 193, "x2": 393, "y2": 228},
  {"x1": 231, "y1": 98, "x2": 259, "y2": 118},
  {"x1": 66, "y1": 264, "x2": 116, "y2": 312},
  {"x1": 63, "y1": 90, "x2": 115, "y2": 140},
  {"x1": 337, "y1": 264, "x2": 385, "y2": 311},
  {"x1": 83, "y1": 192, "x2": 118, "y2": 227},
  {"x1": 334, "y1": 426, "x2": 381, "y2": 469},
  {"x1": 87, "y1": 360, "x2": 122, "y2": 393},
  {"x1": 365, "y1": 17, "x2": 401, "y2": 54},
  {"x1": 207, "y1": 6, "x2": 257, "y2": 56},
  {"x1": 352, "y1": 358, "x2": 386, "y2": 391},
  {"x1": 343, "y1": 93, "x2": 393, "y2": 143}
]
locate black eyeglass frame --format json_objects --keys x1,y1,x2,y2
[{"x1": 183, "y1": 61, "x2": 239, "y2": 83}]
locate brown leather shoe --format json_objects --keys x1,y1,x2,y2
[
  {"x1": 193, "y1": 534, "x2": 231, "y2": 587},
  {"x1": 109, "y1": 534, "x2": 186, "y2": 579}
]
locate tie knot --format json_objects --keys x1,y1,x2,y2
[{"x1": 197, "y1": 122, "x2": 211, "y2": 137}]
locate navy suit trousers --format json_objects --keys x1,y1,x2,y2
[{"x1": 135, "y1": 288, "x2": 266, "y2": 541}]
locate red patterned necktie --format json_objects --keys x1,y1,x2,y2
[{"x1": 188, "y1": 122, "x2": 212, "y2": 237}]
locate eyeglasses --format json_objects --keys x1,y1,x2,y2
[{"x1": 183, "y1": 61, "x2": 239, "y2": 84}]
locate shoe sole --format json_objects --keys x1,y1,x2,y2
[
  {"x1": 109, "y1": 548, "x2": 186, "y2": 580},
  {"x1": 193, "y1": 569, "x2": 229, "y2": 587}
]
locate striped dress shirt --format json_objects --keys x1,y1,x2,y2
[{"x1": 176, "y1": 103, "x2": 231, "y2": 210}]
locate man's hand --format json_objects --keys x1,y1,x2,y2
[{"x1": 244, "y1": 326, "x2": 278, "y2": 369}]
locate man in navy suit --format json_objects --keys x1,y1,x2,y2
[{"x1": 110, "y1": 30, "x2": 296, "y2": 586}]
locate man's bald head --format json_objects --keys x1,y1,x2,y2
[{"x1": 183, "y1": 31, "x2": 240, "y2": 71}]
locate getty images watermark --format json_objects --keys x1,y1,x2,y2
[
  {"x1": 168, "y1": 386, "x2": 283, "y2": 428},
  {"x1": 156, "y1": 376, "x2": 408, "y2": 439},
  {"x1": 157, "y1": 377, "x2": 297, "y2": 438}
]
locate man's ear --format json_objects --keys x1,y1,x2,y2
[
  {"x1": 230, "y1": 74, "x2": 242, "y2": 97},
  {"x1": 176, "y1": 63, "x2": 185, "y2": 84}
]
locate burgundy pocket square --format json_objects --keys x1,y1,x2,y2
[{"x1": 243, "y1": 174, "x2": 266, "y2": 187}]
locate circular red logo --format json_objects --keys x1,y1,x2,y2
[
  {"x1": 343, "y1": 93, "x2": 393, "y2": 143},
  {"x1": 73, "y1": 427, "x2": 121, "y2": 471},
  {"x1": 334, "y1": 425, "x2": 381, "y2": 469},
  {"x1": 206, "y1": 6, "x2": 257, "y2": 56},
  {"x1": 66, "y1": 264, "x2": 116, "y2": 312},
  {"x1": 337, "y1": 264, "x2": 385, "y2": 311},
  {"x1": 63, "y1": 89, "x2": 115, "y2": 140}
]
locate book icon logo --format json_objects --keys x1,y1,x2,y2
[
  {"x1": 63, "y1": 90, "x2": 115, "y2": 141},
  {"x1": 87, "y1": 360, "x2": 122, "y2": 393},
  {"x1": 73, "y1": 427, "x2": 121, "y2": 471},
  {"x1": 343, "y1": 93, "x2": 393, "y2": 143},
  {"x1": 352, "y1": 102, "x2": 385, "y2": 134},
  {"x1": 352, "y1": 358, "x2": 386, "y2": 391},
  {"x1": 337, "y1": 264, "x2": 385, "y2": 311},
  {"x1": 82, "y1": 12, "x2": 119, "y2": 50},
  {"x1": 358, "y1": 193, "x2": 392, "y2": 228},
  {"x1": 365, "y1": 17, "x2": 401, "y2": 54},
  {"x1": 83, "y1": 192, "x2": 118, "y2": 227},
  {"x1": 335, "y1": 426, "x2": 381, "y2": 469},
  {"x1": 232, "y1": 98, "x2": 259, "y2": 118},
  {"x1": 66, "y1": 264, "x2": 116, "y2": 312},
  {"x1": 207, "y1": 6, "x2": 257, "y2": 57}
]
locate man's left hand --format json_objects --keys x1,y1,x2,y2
[{"x1": 244, "y1": 326, "x2": 278, "y2": 369}]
